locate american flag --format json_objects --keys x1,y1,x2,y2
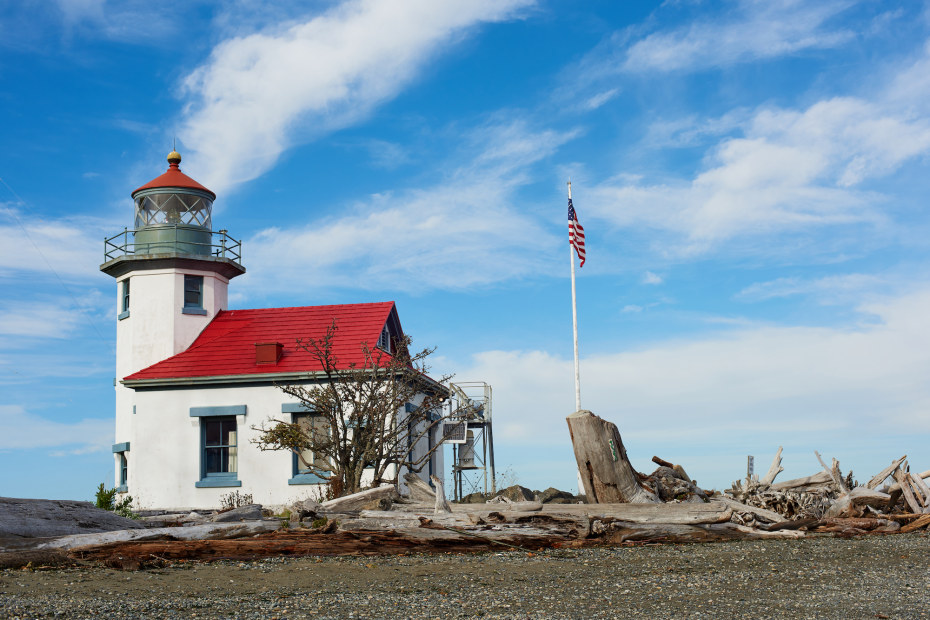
[{"x1": 568, "y1": 198, "x2": 585, "y2": 267}]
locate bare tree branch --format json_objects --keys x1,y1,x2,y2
[{"x1": 250, "y1": 320, "x2": 459, "y2": 496}]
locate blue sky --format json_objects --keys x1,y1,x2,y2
[{"x1": 2, "y1": 0, "x2": 929, "y2": 500}]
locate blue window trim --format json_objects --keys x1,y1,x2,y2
[
  {"x1": 190, "y1": 405, "x2": 247, "y2": 417},
  {"x1": 196, "y1": 415, "x2": 241, "y2": 488},
  {"x1": 288, "y1": 409, "x2": 327, "y2": 485},
  {"x1": 281, "y1": 402, "x2": 314, "y2": 413},
  {"x1": 405, "y1": 402, "x2": 416, "y2": 413},
  {"x1": 121, "y1": 279, "x2": 130, "y2": 314},
  {"x1": 112, "y1": 442, "x2": 130, "y2": 453},
  {"x1": 182, "y1": 307, "x2": 208, "y2": 316},
  {"x1": 288, "y1": 472, "x2": 326, "y2": 485},
  {"x1": 184, "y1": 274, "x2": 204, "y2": 311},
  {"x1": 118, "y1": 310, "x2": 130, "y2": 321},
  {"x1": 116, "y1": 484, "x2": 128, "y2": 493},
  {"x1": 195, "y1": 478, "x2": 242, "y2": 488}
]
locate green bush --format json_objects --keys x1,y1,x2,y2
[{"x1": 95, "y1": 483, "x2": 137, "y2": 519}]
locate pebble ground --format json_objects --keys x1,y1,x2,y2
[{"x1": 1, "y1": 532, "x2": 928, "y2": 619}]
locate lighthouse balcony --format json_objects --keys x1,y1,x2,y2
[
  {"x1": 101, "y1": 226, "x2": 245, "y2": 279},
  {"x1": 104, "y1": 226, "x2": 242, "y2": 262}
]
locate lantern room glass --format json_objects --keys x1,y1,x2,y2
[{"x1": 134, "y1": 193, "x2": 213, "y2": 229}]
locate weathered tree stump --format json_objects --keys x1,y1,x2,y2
[{"x1": 566, "y1": 410, "x2": 658, "y2": 504}]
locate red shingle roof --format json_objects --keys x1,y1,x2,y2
[{"x1": 124, "y1": 302, "x2": 398, "y2": 382}]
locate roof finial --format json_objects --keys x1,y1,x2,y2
[{"x1": 167, "y1": 141, "x2": 181, "y2": 167}]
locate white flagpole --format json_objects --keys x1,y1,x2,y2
[{"x1": 568, "y1": 181, "x2": 581, "y2": 412}]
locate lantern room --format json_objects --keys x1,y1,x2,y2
[{"x1": 130, "y1": 150, "x2": 217, "y2": 256}]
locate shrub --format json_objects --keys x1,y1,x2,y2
[
  {"x1": 94, "y1": 483, "x2": 137, "y2": 519},
  {"x1": 219, "y1": 490, "x2": 253, "y2": 510}
]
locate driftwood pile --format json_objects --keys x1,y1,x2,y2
[
  {"x1": 3, "y1": 410, "x2": 927, "y2": 569},
  {"x1": 725, "y1": 449, "x2": 930, "y2": 528},
  {"x1": 566, "y1": 410, "x2": 930, "y2": 538}
]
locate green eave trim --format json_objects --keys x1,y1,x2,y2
[
  {"x1": 123, "y1": 369, "x2": 447, "y2": 394},
  {"x1": 124, "y1": 371, "x2": 330, "y2": 389},
  {"x1": 112, "y1": 442, "x2": 130, "y2": 453}
]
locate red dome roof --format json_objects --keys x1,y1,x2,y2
[{"x1": 131, "y1": 151, "x2": 215, "y2": 200}]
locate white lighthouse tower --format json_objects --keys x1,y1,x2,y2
[{"x1": 101, "y1": 150, "x2": 245, "y2": 493}]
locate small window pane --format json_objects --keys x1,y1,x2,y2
[
  {"x1": 122, "y1": 279, "x2": 130, "y2": 312},
  {"x1": 205, "y1": 447, "x2": 224, "y2": 473},
  {"x1": 119, "y1": 453, "x2": 128, "y2": 486},
  {"x1": 203, "y1": 416, "x2": 237, "y2": 476},
  {"x1": 295, "y1": 414, "x2": 330, "y2": 472},
  {"x1": 184, "y1": 275, "x2": 203, "y2": 308},
  {"x1": 205, "y1": 420, "x2": 221, "y2": 445}
]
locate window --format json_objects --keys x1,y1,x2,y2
[
  {"x1": 112, "y1": 442, "x2": 130, "y2": 493},
  {"x1": 195, "y1": 416, "x2": 241, "y2": 487},
  {"x1": 377, "y1": 325, "x2": 391, "y2": 352},
  {"x1": 118, "y1": 279, "x2": 130, "y2": 320},
  {"x1": 183, "y1": 275, "x2": 206, "y2": 315},
  {"x1": 289, "y1": 413, "x2": 330, "y2": 485},
  {"x1": 119, "y1": 453, "x2": 128, "y2": 490}
]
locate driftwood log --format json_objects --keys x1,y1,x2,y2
[
  {"x1": 402, "y1": 473, "x2": 436, "y2": 503},
  {"x1": 894, "y1": 468, "x2": 925, "y2": 514},
  {"x1": 771, "y1": 471, "x2": 832, "y2": 492},
  {"x1": 760, "y1": 446, "x2": 784, "y2": 487},
  {"x1": 651, "y1": 456, "x2": 693, "y2": 485},
  {"x1": 567, "y1": 410, "x2": 658, "y2": 504},
  {"x1": 430, "y1": 475, "x2": 452, "y2": 514},
  {"x1": 815, "y1": 451, "x2": 849, "y2": 494},
  {"x1": 319, "y1": 486, "x2": 398, "y2": 512},
  {"x1": 865, "y1": 455, "x2": 907, "y2": 489},
  {"x1": 824, "y1": 487, "x2": 891, "y2": 518}
]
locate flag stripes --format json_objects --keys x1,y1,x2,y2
[{"x1": 568, "y1": 198, "x2": 585, "y2": 267}]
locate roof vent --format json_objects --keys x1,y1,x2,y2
[{"x1": 255, "y1": 342, "x2": 284, "y2": 365}]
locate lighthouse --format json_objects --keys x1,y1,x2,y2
[
  {"x1": 101, "y1": 150, "x2": 244, "y2": 494},
  {"x1": 99, "y1": 151, "x2": 443, "y2": 511}
]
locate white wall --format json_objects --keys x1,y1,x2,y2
[
  {"x1": 124, "y1": 383, "x2": 443, "y2": 511},
  {"x1": 112, "y1": 266, "x2": 229, "y2": 490}
]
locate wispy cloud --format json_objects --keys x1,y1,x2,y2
[
  {"x1": 239, "y1": 120, "x2": 574, "y2": 296},
  {"x1": 178, "y1": 0, "x2": 534, "y2": 194},
  {"x1": 623, "y1": 0, "x2": 857, "y2": 73},
  {"x1": 55, "y1": 0, "x2": 177, "y2": 42},
  {"x1": 0, "y1": 405, "x2": 111, "y2": 452},
  {"x1": 587, "y1": 93, "x2": 930, "y2": 252},
  {"x1": 735, "y1": 273, "x2": 889, "y2": 304},
  {"x1": 0, "y1": 208, "x2": 106, "y2": 280},
  {"x1": 0, "y1": 303, "x2": 85, "y2": 339}
]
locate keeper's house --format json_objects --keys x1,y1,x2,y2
[{"x1": 101, "y1": 151, "x2": 443, "y2": 510}]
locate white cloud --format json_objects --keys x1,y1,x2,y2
[
  {"x1": 239, "y1": 121, "x2": 575, "y2": 295},
  {"x1": 0, "y1": 304, "x2": 84, "y2": 339},
  {"x1": 581, "y1": 88, "x2": 619, "y2": 111},
  {"x1": 179, "y1": 0, "x2": 534, "y2": 194},
  {"x1": 735, "y1": 273, "x2": 888, "y2": 303},
  {"x1": 459, "y1": 287, "x2": 930, "y2": 487},
  {"x1": 0, "y1": 208, "x2": 105, "y2": 280},
  {"x1": 587, "y1": 94, "x2": 930, "y2": 250},
  {"x1": 623, "y1": 0, "x2": 856, "y2": 73},
  {"x1": 53, "y1": 0, "x2": 176, "y2": 42},
  {"x1": 642, "y1": 271, "x2": 663, "y2": 285},
  {"x1": 0, "y1": 405, "x2": 111, "y2": 452}
]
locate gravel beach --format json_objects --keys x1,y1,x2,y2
[{"x1": 2, "y1": 533, "x2": 928, "y2": 619}]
